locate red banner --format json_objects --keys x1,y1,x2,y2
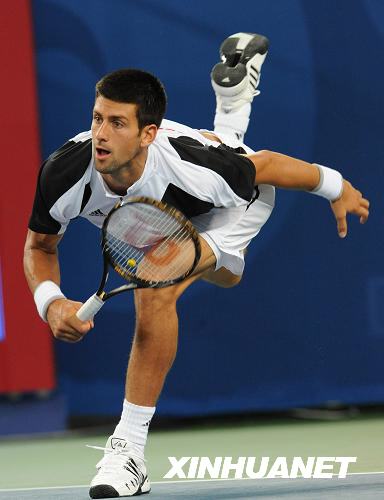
[{"x1": 0, "y1": 1, "x2": 55, "y2": 392}]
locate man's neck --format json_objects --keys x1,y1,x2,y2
[{"x1": 101, "y1": 148, "x2": 148, "y2": 196}]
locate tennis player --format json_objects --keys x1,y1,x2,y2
[{"x1": 23, "y1": 33, "x2": 369, "y2": 498}]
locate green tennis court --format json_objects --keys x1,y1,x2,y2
[{"x1": 1, "y1": 412, "x2": 383, "y2": 498}]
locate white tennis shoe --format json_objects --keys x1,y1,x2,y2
[
  {"x1": 88, "y1": 436, "x2": 150, "y2": 498},
  {"x1": 211, "y1": 32, "x2": 269, "y2": 112}
]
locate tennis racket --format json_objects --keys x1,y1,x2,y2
[{"x1": 76, "y1": 196, "x2": 201, "y2": 321}]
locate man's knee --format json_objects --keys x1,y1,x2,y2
[
  {"x1": 132, "y1": 289, "x2": 179, "y2": 346},
  {"x1": 202, "y1": 267, "x2": 242, "y2": 288}
]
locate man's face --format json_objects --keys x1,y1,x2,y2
[{"x1": 91, "y1": 96, "x2": 143, "y2": 174}]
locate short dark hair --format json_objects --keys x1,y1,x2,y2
[{"x1": 95, "y1": 68, "x2": 167, "y2": 129}]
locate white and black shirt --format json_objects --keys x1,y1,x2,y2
[{"x1": 29, "y1": 119, "x2": 256, "y2": 241}]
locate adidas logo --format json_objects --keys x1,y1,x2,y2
[
  {"x1": 111, "y1": 437, "x2": 127, "y2": 450},
  {"x1": 88, "y1": 209, "x2": 106, "y2": 216}
]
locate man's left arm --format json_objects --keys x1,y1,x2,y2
[{"x1": 247, "y1": 150, "x2": 370, "y2": 238}]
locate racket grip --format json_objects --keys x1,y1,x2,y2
[{"x1": 76, "y1": 294, "x2": 104, "y2": 321}]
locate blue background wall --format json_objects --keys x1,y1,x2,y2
[{"x1": 32, "y1": 0, "x2": 384, "y2": 417}]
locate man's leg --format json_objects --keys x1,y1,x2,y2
[
  {"x1": 129, "y1": 257, "x2": 243, "y2": 397},
  {"x1": 200, "y1": 32, "x2": 273, "y2": 290},
  {"x1": 126, "y1": 238, "x2": 216, "y2": 407},
  {"x1": 89, "y1": 237, "x2": 216, "y2": 499}
]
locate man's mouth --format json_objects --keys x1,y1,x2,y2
[{"x1": 95, "y1": 147, "x2": 111, "y2": 159}]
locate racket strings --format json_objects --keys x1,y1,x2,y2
[
  {"x1": 107, "y1": 224, "x2": 187, "y2": 275},
  {"x1": 108, "y1": 203, "x2": 177, "y2": 250},
  {"x1": 142, "y1": 225, "x2": 195, "y2": 280},
  {"x1": 107, "y1": 205, "x2": 179, "y2": 259},
  {"x1": 109, "y1": 223, "x2": 194, "y2": 282},
  {"x1": 104, "y1": 203, "x2": 196, "y2": 283},
  {"x1": 106, "y1": 207, "x2": 185, "y2": 269},
  {"x1": 105, "y1": 206, "x2": 173, "y2": 265}
]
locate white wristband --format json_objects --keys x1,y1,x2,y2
[
  {"x1": 311, "y1": 164, "x2": 343, "y2": 201},
  {"x1": 34, "y1": 280, "x2": 66, "y2": 322}
]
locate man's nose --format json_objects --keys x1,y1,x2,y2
[{"x1": 96, "y1": 122, "x2": 108, "y2": 141}]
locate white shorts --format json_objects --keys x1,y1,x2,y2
[{"x1": 198, "y1": 131, "x2": 275, "y2": 276}]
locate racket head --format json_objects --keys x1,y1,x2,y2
[{"x1": 101, "y1": 196, "x2": 201, "y2": 288}]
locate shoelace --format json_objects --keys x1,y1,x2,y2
[{"x1": 86, "y1": 445, "x2": 146, "y2": 475}]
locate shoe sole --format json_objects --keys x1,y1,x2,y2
[
  {"x1": 212, "y1": 33, "x2": 269, "y2": 88},
  {"x1": 89, "y1": 484, "x2": 151, "y2": 498},
  {"x1": 211, "y1": 62, "x2": 247, "y2": 87},
  {"x1": 220, "y1": 33, "x2": 269, "y2": 67}
]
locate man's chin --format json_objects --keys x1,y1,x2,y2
[{"x1": 94, "y1": 159, "x2": 114, "y2": 173}]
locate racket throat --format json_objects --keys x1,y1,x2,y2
[{"x1": 106, "y1": 282, "x2": 137, "y2": 299}]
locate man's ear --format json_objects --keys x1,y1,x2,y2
[{"x1": 140, "y1": 124, "x2": 158, "y2": 147}]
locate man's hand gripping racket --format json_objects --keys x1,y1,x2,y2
[{"x1": 76, "y1": 197, "x2": 201, "y2": 321}]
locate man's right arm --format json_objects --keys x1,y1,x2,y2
[
  {"x1": 248, "y1": 150, "x2": 370, "y2": 238},
  {"x1": 24, "y1": 229, "x2": 93, "y2": 342}
]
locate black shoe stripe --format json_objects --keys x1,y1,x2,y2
[
  {"x1": 124, "y1": 458, "x2": 145, "y2": 483},
  {"x1": 129, "y1": 475, "x2": 150, "y2": 496},
  {"x1": 125, "y1": 464, "x2": 141, "y2": 479}
]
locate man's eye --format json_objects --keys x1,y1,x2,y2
[
  {"x1": 113, "y1": 121, "x2": 123, "y2": 128},
  {"x1": 93, "y1": 115, "x2": 101, "y2": 123}
]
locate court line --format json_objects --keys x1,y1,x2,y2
[{"x1": 1, "y1": 471, "x2": 384, "y2": 492}]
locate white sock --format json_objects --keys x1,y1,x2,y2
[
  {"x1": 113, "y1": 400, "x2": 156, "y2": 457},
  {"x1": 214, "y1": 102, "x2": 251, "y2": 142}
]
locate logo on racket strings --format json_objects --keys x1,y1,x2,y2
[{"x1": 146, "y1": 240, "x2": 180, "y2": 266}]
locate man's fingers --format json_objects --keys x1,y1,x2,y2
[
  {"x1": 361, "y1": 197, "x2": 370, "y2": 209},
  {"x1": 69, "y1": 303, "x2": 94, "y2": 330},
  {"x1": 359, "y1": 198, "x2": 370, "y2": 224},
  {"x1": 360, "y1": 214, "x2": 369, "y2": 223},
  {"x1": 54, "y1": 323, "x2": 83, "y2": 336},
  {"x1": 47, "y1": 299, "x2": 94, "y2": 342},
  {"x1": 331, "y1": 181, "x2": 369, "y2": 237},
  {"x1": 359, "y1": 207, "x2": 369, "y2": 224},
  {"x1": 68, "y1": 314, "x2": 93, "y2": 333},
  {"x1": 335, "y1": 200, "x2": 369, "y2": 234},
  {"x1": 52, "y1": 316, "x2": 92, "y2": 342},
  {"x1": 331, "y1": 202, "x2": 347, "y2": 238},
  {"x1": 337, "y1": 216, "x2": 347, "y2": 238},
  {"x1": 57, "y1": 333, "x2": 84, "y2": 343},
  {"x1": 53, "y1": 326, "x2": 84, "y2": 342},
  {"x1": 352, "y1": 199, "x2": 369, "y2": 224}
]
